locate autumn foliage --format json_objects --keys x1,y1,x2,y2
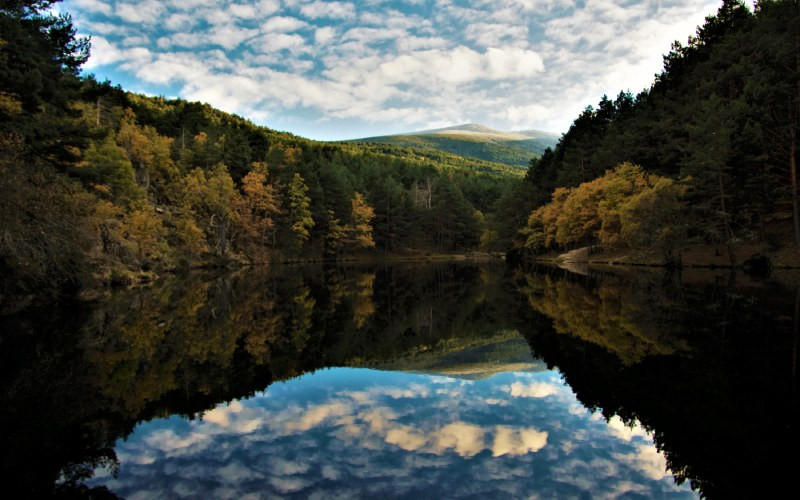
[{"x1": 521, "y1": 163, "x2": 686, "y2": 262}]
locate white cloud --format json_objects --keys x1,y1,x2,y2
[
  {"x1": 465, "y1": 23, "x2": 529, "y2": 48},
  {"x1": 163, "y1": 13, "x2": 200, "y2": 31},
  {"x1": 491, "y1": 426, "x2": 548, "y2": 456},
  {"x1": 507, "y1": 381, "x2": 559, "y2": 398},
  {"x1": 250, "y1": 33, "x2": 308, "y2": 53},
  {"x1": 82, "y1": 36, "x2": 152, "y2": 69},
  {"x1": 314, "y1": 26, "x2": 337, "y2": 45},
  {"x1": 72, "y1": 0, "x2": 725, "y2": 138},
  {"x1": 300, "y1": 1, "x2": 356, "y2": 20},
  {"x1": 285, "y1": 401, "x2": 354, "y2": 432},
  {"x1": 115, "y1": 1, "x2": 165, "y2": 25},
  {"x1": 72, "y1": 0, "x2": 113, "y2": 16},
  {"x1": 432, "y1": 422, "x2": 486, "y2": 457},
  {"x1": 262, "y1": 16, "x2": 309, "y2": 33}
]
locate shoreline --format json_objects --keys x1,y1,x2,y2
[{"x1": 525, "y1": 243, "x2": 800, "y2": 271}]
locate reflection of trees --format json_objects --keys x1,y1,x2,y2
[
  {"x1": 514, "y1": 267, "x2": 799, "y2": 498},
  {"x1": 290, "y1": 286, "x2": 315, "y2": 352},
  {"x1": 1, "y1": 262, "x2": 520, "y2": 494},
  {"x1": 352, "y1": 273, "x2": 376, "y2": 328},
  {"x1": 516, "y1": 270, "x2": 689, "y2": 364}
]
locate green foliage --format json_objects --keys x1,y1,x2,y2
[
  {"x1": 350, "y1": 125, "x2": 558, "y2": 168},
  {"x1": 287, "y1": 172, "x2": 314, "y2": 247},
  {"x1": 75, "y1": 134, "x2": 141, "y2": 203},
  {"x1": 0, "y1": 0, "x2": 90, "y2": 163},
  {"x1": 507, "y1": 0, "x2": 800, "y2": 259}
]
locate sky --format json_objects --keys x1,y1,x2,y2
[{"x1": 62, "y1": 0, "x2": 722, "y2": 141}]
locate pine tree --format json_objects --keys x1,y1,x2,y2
[{"x1": 287, "y1": 172, "x2": 314, "y2": 248}]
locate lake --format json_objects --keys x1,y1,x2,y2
[{"x1": 2, "y1": 262, "x2": 797, "y2": 498}]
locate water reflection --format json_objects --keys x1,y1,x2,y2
[
  {"x1": 91, "y1": 369, "x2": 690, "y2": 498},
  {"x1": 1, "y1": 262, "x2": 797, "y2": 497}
]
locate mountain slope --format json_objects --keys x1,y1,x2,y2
[{"x1": 347, "y1": 124, "x2": 560, "y2": 169}]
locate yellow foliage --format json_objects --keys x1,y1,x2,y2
[
  {"x1": 521, "y1": 163, "x2": 685, "y2": 258},
  {"x1": 349, "y1": 192, "x2": 375, "y2": 250}
]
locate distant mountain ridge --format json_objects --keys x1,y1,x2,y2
[{"x1": 347, "y1": 123, "x2": 561, "y2": 169}]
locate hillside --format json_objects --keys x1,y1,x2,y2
[
  {"x1": 347, "y1": 124, "x2": 560, "y2": 169},
  {"x1": 1, "y1": 1, "x2": 524, "y2": 303},
  {"x1": 498, "y1": 1, "x2": 800, "y2": 268}
]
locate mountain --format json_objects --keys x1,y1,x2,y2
[
  {"x1": 372, "y1": 332, "x2": 548, "y2": 380},
  {"x1": 346, "y1": 123, "x2": 561, "y2": 169}
]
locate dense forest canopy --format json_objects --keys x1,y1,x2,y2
[
  {"x1": 504, "y1": 0, "x2": 800, "y2": 266},
  {"x1": 3, "y1": 0, "x2": 800, "y2": 305},
  {"x1": 0, "y1": 0, "x2": 518, "y2": 304}
]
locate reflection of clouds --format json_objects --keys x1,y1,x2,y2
[
  {"x1": 337, "y1": 408, "x2": 548, "y2": 458},
  {"x1": 607, "y1": 415, "x2": 652, "y2": 442},
  {"x1": 267, "y1": 457, "x2": 310, "y2": 476},
  {"x1": 614, "y1": 444, "x2": 669, "y2": 481},
  {"x1": 143, "y1": 429, "x2": 210, "y2": 454},
  {"x1": 94, "y1": 369, "x2": 695, "y2": 498},
  {"x1": 270, "y1": 475, "x2": 312, "y2": 494},
  {"x1": 286, "y1": 401, "x2": 354, "y2": 432},
  {"x1": 218, "y1": 461, "x2": 262, "y2": 482},
  {"x1": 385, "y1": 426, "x2": 427, "y2": 451},
  {"x1": 433, "y1": 422, "x2": 486, "y2": 457},
  {"x1": 491, "y1": 426, "x2": 548, "y2": 457},
  {"x1": 507, "y1": 380, "x2": 559, "y2": 398}
]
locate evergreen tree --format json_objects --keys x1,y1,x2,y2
[{"x1": 287, "y1": 172, "x2": 314, "y2": 248}]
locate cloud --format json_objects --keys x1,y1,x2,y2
[
  {"x1": 285, "y1": 401, "x2": 354, "y2": 432},
  {"x1": 432, "y1": 422, "x2": 487, "y2": 457},
  {"x1": 464, "y1": 23, "x2": 529, "y2": 47},
  {"x1": 143, "y1": 429, "x2": 210, "y2": 453},
  {"x1": 262, "y1": 16, "x2": 309, "y2": 33},
  {"x1": 115, "y1": 1, "x2": 166, "y2": 25},
  {"x1": 491, "y1": 426, "x2": 548, "y2": 456},
  {"x1": 300, "y1": 1, "x2": 356, "y2": 20},
  {"x1": 82, "y1": 36, "x2": 151, "y2": 70},
  {"x1": 314, "y1": 26, "x2": 337, "y2": 45},
  {"x1": 71, "y1": 0, "x2": 724, "y2": 140},
  {"x1": 71, "y1": 0, "x2": 113, "y2": 16},
  {"x1": 249, "y1": 33, "x2": 308, "y2": 53},
  {"x1": 507, "y1": 381, "x2": 559, "y2": 398},
  {"x1": 94, "y1": 368, "x2": 694, "y2": 498}
]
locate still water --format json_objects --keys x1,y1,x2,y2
[{"x1": 2, "y1": 262, "x2": 798, "y2": 498}]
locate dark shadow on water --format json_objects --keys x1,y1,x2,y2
[{"x1": 1, "y1": 261, "x2": 797, "y2": 497}]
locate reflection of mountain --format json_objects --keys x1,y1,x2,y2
[
  {"x1": 3, "y1": 262, "x2": 798, "y2": 498},
  {"x1": 372, "y1": 330, "x2": 546, "y2": 380},
  {"x1": 0, "y1": 262, "x2": 521, "y2": 496}
]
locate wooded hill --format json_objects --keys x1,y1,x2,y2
[
  {"x1": 349, "y1": 123, "x2": 559, "y2": 169},
  {"x1": 503, "y1": 0, "x2": 800, "y2": 267},
  {"x1": 0, "y1": 1, "x2": 521, "y2": 303}
]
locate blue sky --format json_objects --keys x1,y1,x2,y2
[{"x1": 63, "y1": 0, "x2": 722, "y2": 140}]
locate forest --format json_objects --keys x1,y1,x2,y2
[
  {"x1": 502, "y1": 0, "x2": 800, "y2": 267},
  {"x1": 0, "y1": 0, "x2": 516, "y2": 304},
  {"x1": 2, "y1": 0, "x2": 800, "y2": 305}
]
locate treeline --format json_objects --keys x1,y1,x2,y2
[
  {"x1": 503, "y1": 0, "x2": 799, "y2": 265},
  {"x1": 0, "y1": 1, "x2": 512, "y2": 301}
]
